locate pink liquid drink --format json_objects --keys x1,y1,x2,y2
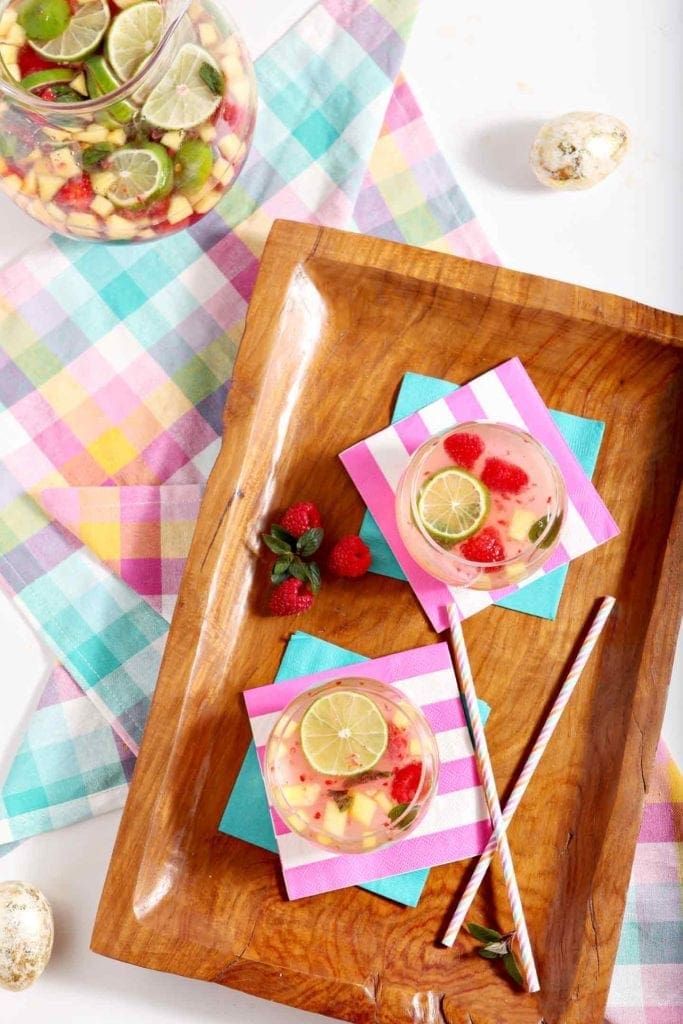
[
  {"x1": 396, "y1": 421, "x2": 566, "y2": 590},
  {"x1": 264, "y1": 678, "x2": 440, "y2": 854}
]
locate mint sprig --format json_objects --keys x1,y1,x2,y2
[
  {"x1": 199, "y1": 61, "x2": 224, "y2": 97},
  {"x1": 263, "y1": 522, "x2": 323, "y2": 594},
  {"x1": 466, "y1": 923, "x2": 524, "y2": 988}
]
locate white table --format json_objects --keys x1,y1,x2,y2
[{"x1": 1, "y1": 1, "x2": 680, "y2": 1020}]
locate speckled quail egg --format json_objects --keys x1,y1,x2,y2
[
  {"x1": 530, "y1": 111, "x2": 629, "y2": 189},
  {"x1": 0, "y1": 881, "x2": 54, "y2": 991}
]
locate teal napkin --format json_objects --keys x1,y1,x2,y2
[
  {"x1": 219, "y1": 631, "x2": 490, "y2": 907},
  {"x1": 360, "y1": 373, "x2": 605, "y2": 618}
]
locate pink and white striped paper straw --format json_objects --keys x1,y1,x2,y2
[
  {"x1": 447, "y1": 607, "x2": 540, "y2": 993},
  {"x1": 442, "y1": 596, "x2": 616, "y2": 949}
]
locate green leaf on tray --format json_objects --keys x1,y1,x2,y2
[
  {"x1": 302, "y1": 560, "x2": 321, "y2": 594},
  {"x1": 297, "y1": 527, "x2": 324, "y2": 557},
  {"x1": 466, "y1": 922, "x2": 503, "y2": 943},
  {"x1": 262, "y1": 533, "x2": 292, "y2": 556},
  {"x1": 503, "y1": 952, "x2": 524, "y2": 987},
  {"x1": 270, "y1": 524, "x2": 295, "y2": 546}
]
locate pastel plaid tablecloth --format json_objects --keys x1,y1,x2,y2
[{"x1": 0, "y1": 0, "x2": 679, "y2": 1015}]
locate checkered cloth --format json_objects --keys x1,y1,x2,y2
[{"x1": 0, "y1": 0, "x2": 679, "y2": 1013}]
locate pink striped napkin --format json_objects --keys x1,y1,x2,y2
[
  {"x1": 244, "y1": 642, "x2": 492, "y2": 900},
  {"x1": 340, "y1": 357, "x2": 620, "y2": 632}
]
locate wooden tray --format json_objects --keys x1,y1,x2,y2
[{"x1": 91, "y1": 221, "x2": 682, "y2": 1023}]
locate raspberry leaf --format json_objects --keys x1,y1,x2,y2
[
  {"x1": 273, "y1": 557, "x2": 292, "y2": 575},
  {"x1": 296, "y1": 527, "x2": 324, "y2": 556},
  {"x1": 466, "y1": 923, "x2": 502, "y2": 943},
  {"x1": 263, "y1": 533, "x2": 292, "y2": 556},
  {"x1": 270, "y1": 569, "x2": 289, "y2": 585}
]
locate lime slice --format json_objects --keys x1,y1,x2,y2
[
  {"x1": 417, "y1": 467, "x2": 490, "y2": 544},
  {"x1": 300, "y1": 691, "x2": 388, "y2": 777},
  {"x1": 142, "y1": 43, "x2": 222, "y2": 130},
  {"x1": 106, "y1": 1, "x2": 164, "y2": 82},
  {"x1": 175, "y1": 138, "x2": 213, "y2": 192},
  {"x1": 84, "y1": 54, "x2": 136, "y2": 122},
  {"x1": 105, "y1": 142, "x2": 174, "y2": 207},
  {"x1": 30, "y1": 0, "x2": 110, "y2": 62},
  {"x1": 21, "y1": 67, "x2": 74, "y2": 91},
  {"x1": 18, "y1": 0, "x2": 70, "y2": 41}
]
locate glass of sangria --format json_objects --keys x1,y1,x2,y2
[
  {"x1": 0, "y1": 0, "x2": 256, "y2": 241},
  {"x1": 395, "y1": 421, "x2": 567, "y2": 590},
  {"x1": 264, "y1": 677, "x2": 440, "y2": 855}
]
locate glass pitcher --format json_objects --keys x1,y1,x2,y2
[{"x1": 0, "y1": 0, "x2": 256, "y2": 241}]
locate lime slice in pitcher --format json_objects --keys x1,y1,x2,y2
[
  {"x1": 105, "y1": 143, "x2": 173, "y2": 207},
  {"x1": 30, "y1": 0, "x2": 110, "y2": 62},
  {"x1": 106, "y1": 1, "x2": 164, "y2": 81},
  {"x1": 417, "y1": 467, "x2": 490, "y2": 544},
  {"x1": 300, "y1": 692, "x2": 388, "y2": 777},
  {"x1": 142, "y1": 43, "x2": 222, "y2": 130}
]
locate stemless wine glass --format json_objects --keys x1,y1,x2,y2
[
  {"x1": 264, "y1": 677, "x2": 440, "y2": 855},
  {"x1": 395, "y1": 420, "x2": 567, "y2": 590},
  {"x1": 0, "y1": 0, "x2": 256, "y2": 241}
]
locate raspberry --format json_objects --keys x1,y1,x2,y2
[
  {"x1": 267, "y1": 578, "x2": 314, "y2": 616},
  {"x1": 391, "y1": 763, "x2": 422, "y2": 804},
  {"x1": 387, "y1": 722, "x2": 408, "y2": 758},
  {"x1": 460, "y1": 526, "x2": 505, "y2": 563},
  {"x1": 55, "y1": 176, "x2": 94, "y2": 212},
  {"x1": 327, "y1": 535, "x2": 371, "y2": 578},
  {"x1": 279, "y1": 502, "x2": 322, "y2": 539},
  {"x1": 480, "y1": 457, "x2": 529, "y2": 495},
  {"x1": 444, "y1": 431, "x2": 484, "y2": 469}
]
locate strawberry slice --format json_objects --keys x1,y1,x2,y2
[{"x1": 55, "y1": 175, "x2": 94, "y2": 211}]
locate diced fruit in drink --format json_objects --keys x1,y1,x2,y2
[
  {"x1": 505, "y1": 562, "x2": 528, "y2": 581},
  {"x1": 142, "y1": 43, "x2": 222, "y2": 130},
  {"x1": 199, "y1": 123, "x2": 216, "y2": 142},
  {"x1": 217, "y1": 131, "x2": 240, "y2": 160},
  {"x1": 417, "y1": 467, "x2": 490, "y2": 544},
  {"x1": 21, "y1": 168, "x2": 36, "y2": 193},
  {"x1": 107, "y1": 127, "x2": 125, "y2": 145},
  {"x1": 393, "y1": 709, "x2": 409, "y2": 729},
  {"x1": 160, "y1": 130, "x2": 183, "y2": 151},
  {"x1": 105, "y1": 212, "x2": 136, "y2": 237},
  {"x1": 409, "y1": 738, "x2": 421, "y2": 757},
  {"x1": 192, "y1": 188, "x2": 220, "y2": 213},
  {"x1": 508, "y1": 509, "x2": 536, "y2": 542},
  {"x1": 29, "y1": 0, "x2": 109, "y2": 61},
  {"x1": 362, "y1": 836, "x2": 378, "y2": 850},
  {"x1": 7, "y1": 23, "x2": 26, "y2": 45},
  {"x1": 90, "y1": 193, "x2": 113, "y2": 217},
  {"x1": 17, "y1": 0, "x2": 70, "y2": 42},
  {"x1": 281, "y1": 783, "x2": 321, "y2": 808},
  {"x1": 460, "y1": 526, "x2": 505, "y2": 563},
  {"x1": 349, "y1": 792, "x2": 377, "y2": 828},
  {"x1": 55, "y1": 174, "x2": 93, "y2": 208},
  {"x1": 91, "y1": 168, "x2": 115, "y2": 194},
  {"x1": 166, "y1": 192, "x2": 192, "y2": 223},
  {"x1": 66, "y1": 209, "x2": 97, "y2": 230},
  {"x1": 300, "y1": 692, "x2": 388, "y2": 776},
  {"x1": 322, "y1": 800, "x2": 348, "y2": 839},
  {"x1": 375, "y1": 791, "x2": 393, "y2": 814},
  {"x1": 49, "y1": 147, "x2": 80, "y2": 177},
  {"x1": 105, "y1": 0, "x2": 163, "y2": 81},
  {"x1": 75, "y1": 123, "x2": 109, "y2": 143},
  {"x1": 70, "y1": 71, "x2": 86, "y2": 94},
  {"x1": 104, "y1": 142, "x2": 173, "y2": 207},
  {"x1": 175, "y1": 137, "x2": 212, "y2": 192},
  {"x1": 20, "y1": 65, "x2": 73, "y2": 90},
  {"x1": 481, "y1": 457, "x2": 529, "y2": 495},
  {"x1": 0, "y1": 8, "x2": 18, "y2": 34}
]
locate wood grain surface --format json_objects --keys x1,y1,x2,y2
[{"x1": 91, "y1": 221, "x2": 683, "y2": 1024}]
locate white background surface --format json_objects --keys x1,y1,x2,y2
[{"x1": 0, "y1": 1, "x2": 681, "y2": 1021}]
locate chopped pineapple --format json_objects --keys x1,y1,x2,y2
[
  {"x1": 211, "y1": 156, "x2": 230, "y2": 180},
  {"x1": 76, "y1": 124, "x2": 109, "y2": 144},
  {"x1": 44, "y1": 128, "x2": 70, "y2": 143},
  {"x1": 199, "y1": 123, "x2": 216, "y2": 143},
  {"x1": 218, "y1": 132, "x2": 240, "y2": 161},
  {"x1": 0, "y1": 43, "x2": 18, "y2": 66},
  {"x1": 322, "y1": 800, "x2": 348, "y2": 839},
  {"x1": 409, "y1": 738, "x2": 421, "y2": 757},
  {"x1": 21, "y1": 169, "x2": 37, "y2": 196},
  {"x1": 70, "y1": 73, "x2": 88, "y2": 96},
  {"x1": 282, "y1": 719, "x2": 297, "y2": 739},
  {"x1": 192, "y1": 190, "x2": 221, "y2": 214},
  {"x1": 91, "y1": 170, "x2": 116, "y2": 195},
  {"x1": 107, "y1": 128, "x2": 126, "y2": 147},
  {"x1": 281, "y1": 783, "x2": 321, "y2": 808},
  {"x1": 90, "y1": 194, "x2": 114, "y2": 218},
  {"x1": 505, "y1": 562, "x2": 528, "y2": 582},
  {"x1": 218, "y1": 35, "x2": 240, "y2": 58},
  {"x1": 198, "y1": 22, "x2": 218, "y2": 47},
  {"x1": 349, "y1": 792, "x2": 377, "y2": 828},
  {"x1": 508, "y1": 509, "x2": 536, "y2": 542},
  {"x1": 6, "y1": 63, "x2": 20, "y2": 81},
  {"x1": 167, "y1": 194, "x2": 193, "y2": 224},
  {"x1": 362, "y1": 836, "x2": 379, "y2": 851},
  {"x1": 393, "y1": 709, "x2": 409, "y2": 729},
  {"x1": 160, "y1": 130, "x2": 184, "y2": 151},
  {"x1": 230, "y1": 74, "x2": 251, "y2": 106},
  {"x1": 6, "y1": 23, "x2": 25, "y2": 46},
  {"x1": 106, "y1": 214, "x2": 137, "y2": 239},
  {"x1": 0, "y1": 8, "x2": 18, "y2": 36},
  {"x1": 67, "y1": 211, "x2": 99, "y2": 233},
  {"x1": 220, "y1": 54, "x2": 242, "y2": 78},
  {"x1": 45, "y1": 202, "x2": 66, "y2": 222},
  {"x1": 375, "y1": 791, "x2": 394, "y2": 814},
  {"x1": 49, "y1": 148, "x2": 80, "y2": 179}
]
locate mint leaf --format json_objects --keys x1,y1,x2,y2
[
  {"x1": 388, "y1": 802, "x2": 418, "y2": 829},
  {"x1": 297, "y1": 527, "x2": 324, "y2": 557},
  {"x1": 330, "y1": 790, "x2": 351, "y2": 812},
  {"x1": 528, "y1": 512, "x2": 563, "y2": 548},
  {"x1": 262, "y1": 533, "x2": 292, "y2": 556},
  {"x1": 82, "y1": 142, "x2": 114, "y2": 168},
  {"x1": 347, "y1": 769, "x2": 391, "y2": 785},
  {"x1": 270, "y1": 524, "x2": 295, "y2": 546},
  {"x1": 467, "y1": 923, "x2": 503, "y2": 943},
  {"x1": 302, "y1": 561, "x2": 321, "y2": 594},
  {"x1": 503, "y1": 952, "x2": 523, "y2": 987},
  {"x1": 199, "y1": 61, "x2": 224, "y2": 97},
  {"x1": 288, "y1": 560, "x2": 308, "y2": 583}
]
